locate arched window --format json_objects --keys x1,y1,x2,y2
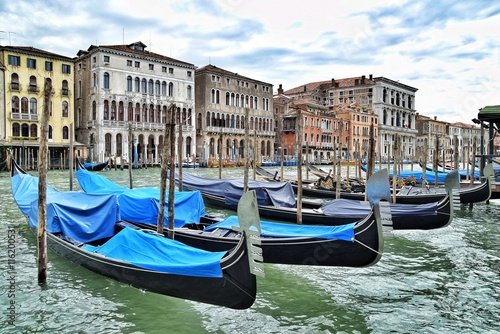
[
  {"x1": 30, "y1": 124, "x2": 37, "y2": 138},
  {"x1": 62, "y1": 126, "x2": 69, "y2": 139},
  {"x1": 134, "y1": 77, "x2": 140, "y2": 92},
  {"x1": 162, "y1": 81, "x2": 167, "y2": 95},
  {"x1": 168, "y1": 82, "x2": 174, "y2": 96},
  {"x1": 141, "y1": 79, "x2": 147, "y2": 93},
  {"x1": 105, "y1": 133, "x2": 112, "y2": 155},
  {"x1": 10, "y1": 73, "x2": 19, "y2": 90},
  {"x1": 92, "y1": 101, "x2": 97, "y2": 120},
  {"x1": 62, "y1": 101, "x2": 69, "y2": 117},
  {"x1": 126, "y1": 76, "x2": 132, "y2": 91},
  {"x1": 111, "y1": 101, "x2": 117, "y2": 120},
  {"x1": 11, "y1": 96, "x2": 20, "y2": 113},
  {"x1": 206, "y1": 112, "x2": 210, "y2": 127},
  {"x1": 29, "y1": 98, "x2": 37, "y2": 114},
  {"x1": 21, "y1": 97, "x2": 28, "y2": 113},
  {"x1": 226, "y1": 92, "x2": 230, "y2": 105},
  {"x1": 148, "y1": 79, "x2": 154, "y2": 94},
  {"x1": 12, "y1": 123, "x2": 20, "y2": 137},
  {"x1": 155, "y1": 80, "x2": 160, "y2": 95},
  {"x1": 118, "y1": 102, "x2": 124, "y2": 121},
  {"x1": 93, "y1": 73, "x2": 97, "y2": 87},
  {"x1": 29, "y1": 76, "x2": 37, "y2": 92},
  {"x1": 127, "y1": 102, "x2": 133, "y2": 121},
  {"x1": 116, "y1": 134, "x2": 122, "y2": 156},
  {"x1": 62, "y1": 80, "x2": 69, "y2": 96},
  {"x1": 103, "y1": 100, "x2": 109, "y2": 120},
  {"x1": 103, "y1": 72, "x2": 110, "y2": 89}
]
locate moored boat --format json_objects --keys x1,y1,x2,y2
[{"x1": 11, "y1": 159, "x2": 259, "y2": 309}]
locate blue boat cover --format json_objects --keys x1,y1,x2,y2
[
  {"x1": 84, "y1": 227, "x2": 225, "y2": 277},
  {"x1": 320, "y1": 198, "x2": 437, "y2": 217},
  {"x1": 179, "y1": 173, "x2": 297, "y2": 208},
  {"x1": 76, "y1": 169, "x2": 205, "y2": 227},
  {"x1": 11, "y1": 172, "x2": 119, "y2": 243},
  {"x1": 28, "y1": 192, "x2": 119, "y2": 243},
  {"x1": 204, "y1": 216, "x2": 355, "y2": 241},
  {"x1": 11, "y1": 172, "x2": 60, "y2": 216}
]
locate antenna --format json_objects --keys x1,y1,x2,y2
[{"x1": 0, "y1": 31, "x2": 16, "y2": 45}]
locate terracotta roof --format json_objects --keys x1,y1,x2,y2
[
  {"x1": 91, "y1": 42, "x2": 195, "y2": 67},
  {"x1": 196, "y1": 64, "x2": 272, "y2": 86},
  {"x1": 283, "y1": 76, "x2": 375, "y2": 95},
  {"x1": 0, "y1": 45, "x2": 74, "y2": 60}
]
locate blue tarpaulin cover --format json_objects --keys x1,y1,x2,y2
[
  {"x1": 204, "y1": 216, "x2": 355, "y2": 241},
  {"x1": 84, "y1": 227, "x2": 225, "y2": 277},
  {"x1": 179, "y1": 173, "x2": 297, "y2": 208},
  {"x1": 76, "y1": 169, "x2": 205, "y2": 227},
  {"x1": 28, "y1": 192, "x2": 119, "y2": 243},
  {"x1": 320, "y1": 198, "x2": 437, "y2": 217},
  {"x1": 11, "y1": 172, "x2": 119, "y2": 243}
]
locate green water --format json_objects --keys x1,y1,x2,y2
[{"x1": 1, "y1": 167, "x2": 499, "y2": 333}]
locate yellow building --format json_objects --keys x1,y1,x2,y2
[{"x1": 0, "y1": 45, "x2": 81, "y2": 168}]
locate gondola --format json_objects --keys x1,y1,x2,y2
[
  {"x1": 10, "y1": 159, "x2": 259, "y2": 309},
  {"x1": 311, "y1": 164, "x2": 492, "y2": 205},
  {"x1": 177, "y1": 169, "x2": 456, "y2": 230},
  {"x1": 75, "y1": 159, "x2": 386, "y2": 267},
  {"x1": 82, "y1": 160, "x2": 109, "y2": 171}
]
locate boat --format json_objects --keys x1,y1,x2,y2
[
  {"x1": 421, "y1": 162, "x2": 480, "y2": 181},
  {"x1": 254, "y1": 165, "x2": 316, "y2": 184},
  {"x1": 177, "y1": 169, "x2": 456, "y2": 230},
  {"x1": 10, "y1": 159, "x2": 259, "y2": 309},
  {"x1": 81, "y1": 160, "x2": 109, "y2": 171},
  {"x1": 260, "y1": 165, "x2": 445, "y2": 205},
  {"x1": 75, "y1": 159, "x2": 385, "y2": 267}
]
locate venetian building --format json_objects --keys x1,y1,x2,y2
[
  {"x1": 0, "y1": 45, "x2": 77, "y2": 167},
  {"x1": 283, "y1": 75, "x2": 417, "y2": 163},
  {"x1": 194, "y1": 65, "x2": 274, "y2": 166},
  {"x1": 74, "y1": 41, "x2": 196, "y2": 164}
]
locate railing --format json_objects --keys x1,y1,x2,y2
[{"x1": 11, "y1": 113, "x2": 39, "y2": 121}]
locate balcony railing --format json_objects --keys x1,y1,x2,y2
[{"x1": 11, "y1": 113, "x2": 39, "y2": 121}]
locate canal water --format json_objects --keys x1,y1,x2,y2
[{"x1": 1, "y1": 166, "x2": 499, "y2": 333}]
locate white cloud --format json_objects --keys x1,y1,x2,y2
[{"x1": 1, "y1": 0, "x2": 499, "y2": 124}]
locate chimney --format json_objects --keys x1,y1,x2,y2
[
  {"x1": 303, "y1": 85, "x2": 306, "y2": 92},
  {"x1": 332, "y1": 78, "x2": 335, "y2": 85},
  {"x1": 361, "y1": 75, "x2": 365, "y2": 84},
  {"x1": 434, "y1": 116, "x2": 437, "y2": 120},
  {"x1": 369, "y1": 74, "x2": 373, "y2": 80},
  {"x1": 278, "y1": 84, "x2": 283, "y2": 95},
  {"x1": 355, "y1": 79, "x2": 359, "y2": 85}
]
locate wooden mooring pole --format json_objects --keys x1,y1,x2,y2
[{"x1": 37, "y1": 78, "x2": 51, "y2": 283}]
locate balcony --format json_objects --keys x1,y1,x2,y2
[
  {"x1": 10, "y1": 113, "x2": 39, "y2": 121},
  {"x1": 28, "y1": 85, "x2": 39, "y2": 93},
  {"x1": 10, "y1": 83, "x2": 20, "y2": 91}
]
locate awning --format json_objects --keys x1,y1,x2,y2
[{"x1": 478, "y1": 105, "x2": 500, "y2": 129}]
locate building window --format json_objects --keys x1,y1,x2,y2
[
  {"x1": 11, "y1": 96, "x2": 20, "y2": 113},
  {"x1": 127, "y1": 60, "x2": 132, "y2": 66},
  {"x1": 134, "y1": 77, "x2": 140, "y2": 92},
  {"x1": 148, "y1": 79, "x2": 154, "y2": 94},
  {"x1": 8, "y1": 55, "x2": 21, "y2": 66},
  {"x1": 103, "y1": 72, "x2": 110, "y2": 89},
  {"x1": 62, "y1": 101, "x2": 69, "y2": 117},
  {"x1": 45, "y1": 61, "x2": 53, "y2": 71},
  {"x1": 48, "y1": 125, "x2": 53, "y2": 140},
  {"x1": 135, "y1": 61, "x2": 140, "y2": 68},
  {"x1": 169, "y1": 68, "x2": 174, "y2": 74},
  {"x1": 29, "y1": 76, "x2": 38, "y2": 92},
  {"x1": 187, "y1": 71, "x2": 192, "y2": 77},
  {"x1": 141, "y1": 78, "x2": 147, "y2": 93},
  {"x1": 27, "y1": 58, "x2": 36, "y2": 69},
  {"x1": 149, "y1": 64, "x2": 154, "y2": 70},
  {"x1": 162, "y1": 81, "x2": 167, "y2": 95},
  {"x1": 103, "y1": 55, "x2": 110, "y2": 63},
  {"x1": 162, "y1": 66, "x2": 167, "y2": 72},
  {"x1": 10, "y1": 73, "x2": 19, "y2": 90},
  {"x1": 187, "y1": 85, "x2": 192, "y2": 99},
  {"x1": 29, "y1": 98, "x2": 37, "y2": 114},
  {"x1": 168, "y1": 82, "x2": 173, "y2": 96},
  {"x1": 62, "y1": 80, "x2": 69, "y2": 96},
  {"x1": 126, "y1": 76, "x2": 132, "y2": 91},
  {"x1": 93, "y1": 56, "x2": 97, "y2": 63},
  {"x1": 62, "y1": 64, "x2": 71, "y2": 74},
  {"x1": 62, "y1": 126, "x2": 69, "y2": 140}
]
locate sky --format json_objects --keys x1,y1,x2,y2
[{"x1": 1, "y1": 0, "x2": 499, "y2": 125}]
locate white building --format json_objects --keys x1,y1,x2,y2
[{"x1": 74, "y1": 41, "x2": 196, "y2": 164}]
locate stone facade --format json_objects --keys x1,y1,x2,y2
[
  {"x1": 194, "y1": 65, "x2": 274, "y2": 166},
  {"x1": 74, "y1": 41, "x2": 196, "y2": 164}
]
